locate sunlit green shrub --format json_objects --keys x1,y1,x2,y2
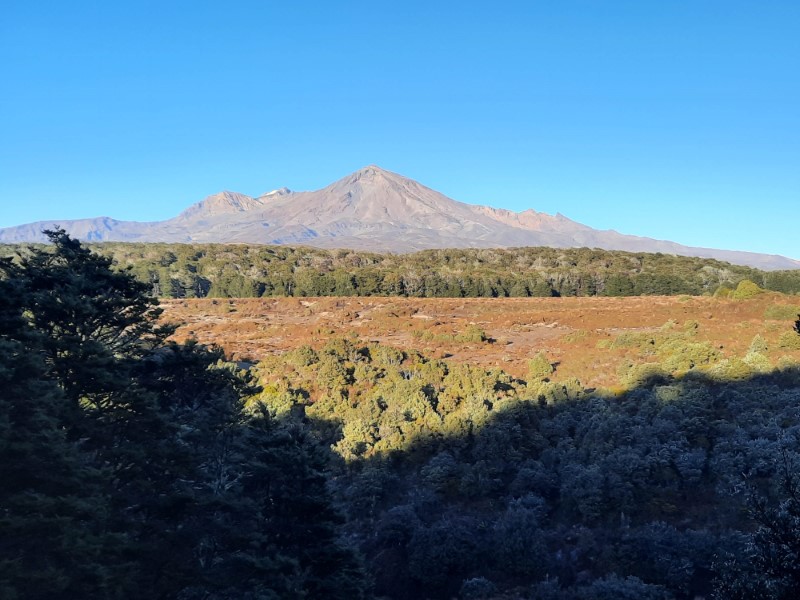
[
  {"x1": 660, "y1": 342, "x2": 720, "y2": 373},
  {"x1": 527, "y1": 352, "x2": 554, "y2": 380},
  {"x1": 413, "y1": 324, "x2": 488, "y2": 344},
  {"x1": 778, "y1": 330, "x2": 800, "y2": 350},
  {"x1": 731, "y1": 279, "x2": 764, "y2": 300},
  {"x1": 709, "y1": 357, "x2": 754, "y2": 381},
  {"x1": 748, "y1": 334, "x2": 769, "y2": 354},
  {"x1": 287, "y1": 344, "x2": 318, "y2": 367},
  {"x1": 610, "y1": 331, "x2": 656, "y2": 350},
  {"x1": 457, "y1": 324, "x2": 489, "y2": 343},
  {"x1": 743, "y1": 351, "x2": 772, "y2": 373}
]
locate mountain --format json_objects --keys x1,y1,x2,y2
[{"x1": 1, "y1": 165, "x2": 798, "y2": 270}]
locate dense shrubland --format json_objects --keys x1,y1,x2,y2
[
  {"x1": 4, "y1": 235, "x2": 800, "y2": 599},
  {"x1": 253, "y1": 323, "x2": 800, "y2": 599},
  {"x1": 4, "y1": 242, "x2": 800, "y2": 299}
]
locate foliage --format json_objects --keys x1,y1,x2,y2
[
  {"x1": 5, "y1": 241, "x2": 794, "y2": 299},
  {"x1": 714, "y1": 451, "x2": 800, "y2": 599},
  {"x1": 252, "y1": 329, "x2": 800, "y2": 599},
  {"x1": 731, "y1": 279, "x2": 764, "y2": 299},
  {"x1": 714, "y1": 284, "x2": 733, "y2": 298},
  {"x1": 743, "y1": 351, "x2": 772, "y2": 373},
  {"x1": 414, "y1": 324, "x2": 489, "y2": 344},
  {"x1": 749, "y1": 334, "x2": 769, "y2": 354},
  {"x1": 528, "y1": 351, "x2": 555, "y2": 380},
  {"x1": 778, "y1": 330, "x2": 800, "y2": 350},
  {"x1": 0, "y1": 231, "x2": 367, "y2": 599}
]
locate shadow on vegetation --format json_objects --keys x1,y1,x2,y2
[{"x1": 260, "y1": 340, "x2": 800, "y2": 600}]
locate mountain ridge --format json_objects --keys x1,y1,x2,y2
[{"x1": 1, "y1": 165, "x2": 798, "y2": 270}]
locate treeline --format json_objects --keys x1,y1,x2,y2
[{"x1": 4, "y1": 242, "x2": 800, "y2": 298}]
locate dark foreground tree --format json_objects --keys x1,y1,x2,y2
[
  {"x1": 0, "y1": 257, "x2": 114, "y2": 597},
  {"x1": 0, "y1": 230, "x2": 368, "y2": 599}
]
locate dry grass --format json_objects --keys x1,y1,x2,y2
[{"x1": 160, "y1": 293, "x2": 800, "y2": 388}]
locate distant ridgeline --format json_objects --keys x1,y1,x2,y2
[{"x1": 2, "y1": 243, "x2": 800, "y2": 298}]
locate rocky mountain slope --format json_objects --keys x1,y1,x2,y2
[{"x1": 1, "y1": 165, "x2": 797, "y2": 270}]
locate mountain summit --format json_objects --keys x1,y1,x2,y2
[
  {"x1": 0, "y1": 166, "x2": 797, "y2": 270},
  {"x1": 176, "y1": 191, "x2": 266, "y2": 220}
]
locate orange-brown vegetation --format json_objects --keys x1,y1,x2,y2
[{"x1": 161, "y1": 292, "x2": 800, "y2": 388}]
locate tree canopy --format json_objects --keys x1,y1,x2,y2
[
  {"x1": 0, "y1": 230, "x2": 367, "y2": 599},
  {"x1": 5, "y1": 241, "x2": 798, "y2": 299}
]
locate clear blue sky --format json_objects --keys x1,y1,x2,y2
[{"x1": 2, "y1": 1, "x2": 798, "y2": 258}]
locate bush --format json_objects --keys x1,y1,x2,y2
[
  {"x1": 414, "y1": 325, "x2": 488, "y2": 344},
  {"x1": 288, "y1": 344, "x2": 319, "y2": 367},
  {"x1": 493, "y1": 496, "x2": 548, "y2": 577},
  {"x1": 458, "y1": 324, "x2": 489, "y2": 343},
  {"x1": 778, "y1": 330, "x2": 800, "y2": 350},
  {"x1": 660, "y1": 341, "x2": 720, "y2": 373},
  {"x1": 748, "y1": 334, "x2": 769, "y2": 354},
  {"x1": 528, "y1": 352, "x2": 554, "y2": 380},
  {"x1": 743, "y1": 351, "x2": 772, "y2": 373},
  {"x1": 610, "y1": 331, "x2": 654, "y2": 350},
  {"x1": 709, "y1": 358, "x2": 754, "y2": 381},
  {"x1": 684, "y1": 319, "x2": 700, "y2": 331},
  {"x1": 731, "y1": 279, "x2": 764, "y2": 300}
]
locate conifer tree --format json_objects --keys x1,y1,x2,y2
[
  {"x1": 0, "y1": 231, "x2": 369, "y2": 599},
  {"x1": 0, "y1": 257, "x2": 113, "y2": 598}
]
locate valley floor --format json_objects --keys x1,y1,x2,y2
[{"x1": 162, "y1": 294, "x2": 800, "y2": 388}]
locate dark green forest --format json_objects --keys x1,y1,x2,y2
[
  {"x1": 3, "y1": 235, "x2": 800, "y2": 599},
  {"x1": 0, "y1": 232, "x2": 367, "y2": 599},
  {"x1": 3, "y1": 242, "x2": 800, "y2": 299}
]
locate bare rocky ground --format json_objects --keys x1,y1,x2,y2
[{"x1": 161, "y1": 294, "x2": 800, "y2": 388}]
